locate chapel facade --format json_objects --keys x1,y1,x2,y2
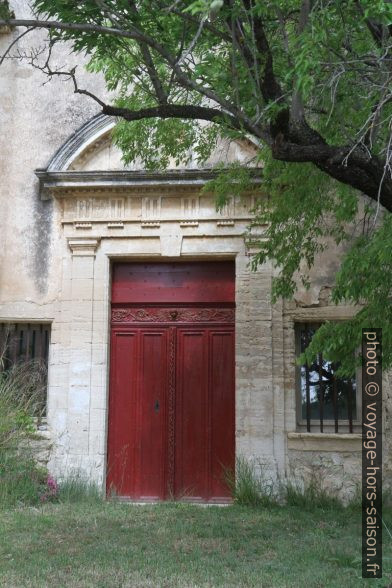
[{"x1": 1, "y1": 5, "x2": 390, "y2": 502}]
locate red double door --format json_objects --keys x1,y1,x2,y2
[{"x1": 107, "y1": 261, "x2": 235, "y2": 502}]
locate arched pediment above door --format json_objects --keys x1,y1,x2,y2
[
  {"x1": 45, "y1": 114, "x2": 116, "y2": 172},
  {"x1": 34, "y1": 113, "x2": 262, "y2": 248},
  {"x1": 38, "y1": 113, "x2": 259, "y2": 175}
]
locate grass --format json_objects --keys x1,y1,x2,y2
[{"x1": 0, "y1": 501, "x2": 391, "y2": 587}]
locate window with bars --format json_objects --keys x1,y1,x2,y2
[
  {"x1": 296, "y1": 323, "x2": 358, "y2": 433},
  {"x1": 0, "y1": 323, "x2": 50, "y2": 416}
]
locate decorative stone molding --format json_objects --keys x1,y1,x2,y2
[
  {"x1": 36, "y1": 110, "x2": 261, "y2": 178},
  {"x1": 111, "y1": 307, "x2": 235, "y2": 324},
  {"x1": 110, "y1": 198, "x2": 124, "y2": 219},
  {"x1": 59, "y1": 188, "x2": 255, "y2": 228},
  {"x1": 284, "y1": 306, "x2": 359, "y2": 321},
  {"x1": 181, "y1": 196, "x2": 199, "y2": 218},
  {"x1": 68, "y1": 238, "x2": 100, "y2": 256},
  {"x1": 287, "y1": 432, "x2": 362, "y2": 452},
  {"x1": 107, "y1": 222, "x2": 124, "y2": 229},
  {"x1": 217, "y1": 220, "x2": 235, "y2": 227},
  {"x1": 36, "y1": 169, "x2": 262, "y2": 200},
  {"x1": 141, "y1": 221, "x2": 160, "y2": 228},
  {"x1": 74, "y1": 222, "x2": 92, "y2": 230},
  {"x1": 45, "y1": 114, "x2": 115, "y2": 172},
  {"x1": 180, "y1": 221, "x2": 199, "y2": 227},
  {"x1": 142, "y1": 196, "x2": 161, "y2": 220}
]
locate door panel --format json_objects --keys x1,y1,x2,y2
[
  {"x1": 175, "y1": 329, "x2": 208, "y2": 500},
  {"x1": 138, "y1": 330, "x2": 168, "y2": 499},
  {"x1": 107, "y1": 331, "x2": 138, "y2": 497},
  {"x1": 107, "y1": 329, "x2": 168, "y2": 500},
  {"x1": 112, "y1": 261, "x2": 235, "y2": 304},
  {"x1": 209, "y1": 330, "x2": 235, "y2": 500}
]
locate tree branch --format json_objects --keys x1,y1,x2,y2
[
  {"x1": 272, "y1": 134, "x2": 392, "y2": 212},
  {"x1": 0, "y1": 18, "x2": 262, "y2": 138},
  {"x1": 126, "y1": 1, "x2": 168, "y2": 104},
  {"x1": 0, "y1": 26, "x2": 33, "y2": 66},
  {"x1": 2, "y1": 12, "x2": 392, "y2": 214},
  {"x1": 240, "y1": 0, "x2": 283, "y2": 102},
  {"x1": 291, "y1": 0, "x2": 313, "y2": 121},
  {"x1": 101, "y1": 103, "x2": 242, "y2": 129}
]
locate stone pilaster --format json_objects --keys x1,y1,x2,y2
[{"x1": 65, "y1": 238, "x2": 100, "y2": 466}]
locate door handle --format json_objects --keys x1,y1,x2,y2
[{"x1": 154, "y1": 399, "x2": 160, "y2": 413}]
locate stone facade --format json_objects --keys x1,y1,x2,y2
[{"x1": 1, "y1": 2, "x2": 391, "y2": 502}]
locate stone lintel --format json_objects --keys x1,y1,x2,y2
[
  {"x1": 287, "y1": 432, "x2": 362, "y2": 452},
  {"x1": 285, "y1": 306, "x2": 360, "y2": 321}
]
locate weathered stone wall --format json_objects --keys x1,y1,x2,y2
[
  {"x1": 287, "y1": 450, "x2": 361, "y2": 503},
  {"x1": 0, "y1": 0, "x2": 106, "y2": 310}
]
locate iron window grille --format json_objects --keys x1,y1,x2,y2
[
  {"x1": 296, "y1": 322, "x2": 358, "y2": 433},
  {"x1": 0, "y1": 322, "x2": 50, "y2": 417}
]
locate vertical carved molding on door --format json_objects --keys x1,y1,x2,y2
[{"x1": 167, "y1": 326, "x2": 176, "y2": 497}]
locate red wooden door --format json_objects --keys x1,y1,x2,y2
[{"x1": 107, "y1": 262, "x2": 235, "y2": 502}]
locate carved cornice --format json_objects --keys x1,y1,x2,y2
[
  {"x1": 111, "y1": 306, "x2": 235, "y2": 324},
  {"x1": 36, "y1": 169, "x2": 262, "y2": 200}
]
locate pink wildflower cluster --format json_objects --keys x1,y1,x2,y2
[{"x1": 40, "y1": 475, "x2": 59, "y2": 503}]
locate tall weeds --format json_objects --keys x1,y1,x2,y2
[
  {"x1": 282, "y1": 478, "x2": 344, "y2": 511},
  {"x1": 225, "y1": 456, "x2": 277, "y2": 507},
  {"x1": 0, "y1": 360, "x2": 48, "y2": 508}
]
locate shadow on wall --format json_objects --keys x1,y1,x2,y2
[{"x1": 31, "y1": 180, "x2": 53, "y2": 295}]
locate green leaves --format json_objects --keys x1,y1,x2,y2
[
  {"x1": 186, "y1": 0, "x2": 224, "y2": 17},
  {"x1": 297, "y1": 215, "x2": 392, "y2": 375},
  {"x1": 0, "y1": 0, "x2": 14, "y2": 20},
  {"x1": 203, "y1": 163, "x2": 258, "y2": 211},
  {"x1": 248, "y1": 152, "x2": 357, "y2": 301},
  {"x1": 361, "y1": 0, "x2": 392, "y2": 25},
  {"x1": 26, "y1": 0, "x2": 392, "y2": 372}
]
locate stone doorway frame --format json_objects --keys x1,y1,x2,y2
[{"x1": 37, "y1": 115, "x2": 285, "y2": 490}]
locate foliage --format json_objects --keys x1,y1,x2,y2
[
  {"x1": 39, "y1": 475, "x2": 59, "y2": 503},
  {"x1": 0, "y1": 361, "x2": 48, "y2": 508},
  {"x1": 1, "y1": 1, "x2": 392, "y2": 371},
  {"x1": 0, "y1": 1, "x2": 14, "y2": 20},
  {"x1": 0, "y1": 360, "x2": 46, "y2": 452},
  {"x1": 249, "y1": 152, "x2": 392, "y2": 375},
  {"x1": 296, "y1": 214, "x2": 391, "y2": 375},
  {"x1": 0, "y1": 452, "x2": 47, "y2": 509}
]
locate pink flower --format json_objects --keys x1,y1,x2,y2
[
  {"x1": 46, "y1": 475, "x2": 58, "y2": 494},
  {"x1": 39, "y1": 475, "x2": 59, "y2": 503}
]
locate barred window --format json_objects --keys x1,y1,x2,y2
[
  {"x1": 296, "y1": 323, "x2": 357, "y2": 433},
  {"x1": 0, "y1": 323, "x2": 50, "y2": 417}
]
